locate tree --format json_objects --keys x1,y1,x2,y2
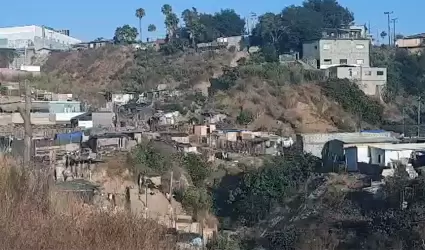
[
  {"x1": 182, "y1": 186, "x2": 212, "y2": 216},
  {"x1": 226, "y1": 153, "x2": 319, "y2": 225},
  {"x1": 162, "y1": 4, "x2": 179, "y2": 39},
  {"x1": 135, "y1": 8, "x2": 146, "y2": 42},
  {"x1": 380, "y1": 31, "x2": 388, "y2": 41},
  {"x1": 148, "y1": 24, "x2": 156, "y2": 32},
  {"x1": 254, "y1": 12, "x2": 288, "y2": 46},
  {"x1": 161, "y1": 4, "x2": 172, "y2": 15},
  {"x1": 114, "y1": 25, "x2": 138, "y2": 44},
  {"x1": 147, "y1": 24, "x2": 156, "y2": 42},
  {"x1": 182, "y1": 8, "x2": 204, "y2": 47},
  {"x1": 213, "y1": 9, "x2": 246, "y2": 37},
  {"x1": 183, "y1": 153, "x2": 210, "y2": 187},
  {"x1": 252, "y1": 6, "x2": 323, "y2": 53},
  {"x1": 302, "y1": 0, "x2": 354, "y2": 28}
]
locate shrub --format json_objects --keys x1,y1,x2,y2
[
  {"x1": 236, "y1": 110, "x2": 253, "y2": 125},
  {"x1": 321, "y1": 78, "x2": 384, "y2": 125}
]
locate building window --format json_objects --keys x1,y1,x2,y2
[
  {"x1": 340, "y1": 59, "x2": 348, "y2": 64},
  {"x1": 356, "y1": 44, "x2": 365, "y2": 49},
  {"x1": 377, "y1": 71, "x2": 384, "y2": 76},
  {"x1": 356, "y1": 59, "x2": 364, "y2": 65},
  {"x1": 323, "y1": 44, "x2": 330, "y2": 50},
  {"x1": 365, "y1": 71, "x2": 372, "y2": 76},
  {"x1": 323, "y1": 59, "x2": 332, "y2": 65}
]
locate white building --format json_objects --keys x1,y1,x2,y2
[{"x1": 0, "y1": 25, "x2": 81, "y2": 50}]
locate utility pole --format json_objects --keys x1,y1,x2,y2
[
  {"x1": 18, "y1": 80, "x2": 32, "y2": 166},
  {"x1": 418, "y1": 96, "x2": 421, "y2": 138},
  {"x1": 384, "y1": 11, "x2": 393, "y2": 46},
  {"x1": 392, "y1": 17, "x2": 398, "y2": 46},
  {"x1": 403, "y1": 108, "x2": 406, "y2": 136}
]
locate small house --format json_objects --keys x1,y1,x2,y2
[
  {"x1": 345, "y1": 143, "x2": 425, "y2": 172},
  {"x1": 193, "y1": 124, "x2": 216, "y2": 137},
  {"x1": 86, "y1": 133, "x2": 130, "y2": 153},
  {"x1": 157, "y1": 111, "x2": 181, "y2": 126}
]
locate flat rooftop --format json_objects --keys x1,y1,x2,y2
[
  {"x1": 342, "y1": 137, "x2": 400, "y2": 144},
  {"x1": 370, "y1": 143, "x2": 425, "y2": 151}
]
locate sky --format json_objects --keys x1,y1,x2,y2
[{"x1": 0, "y1": 0, "x2": 423, "y2": 42}]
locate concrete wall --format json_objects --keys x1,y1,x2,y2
[
  {"x1": 171, "y1": 136, "x2": 190, "y2": 144},
  {"x1": 0, "y1": 25, "x2": 81, "y2": 50},
  {"x1": 11, "y1": 113, "x2": 54, "y2": 125},
  {"x1": 54, "y1": 112, "x2": 85, "y2": 122},
  {"x1": 319, "y1": 39, "x2": 370, "y2": 68},
  {"x1": 302, "y1": 132, "x2": 393, "y2": 158},
  {"x1": 48, "y1": 101, "x2": 81, "y2": 113},
  {"x1": 302, "y1": 41, "x2": 320, "y2": 62},
  {"x1": 0, "y1": 114, "x2": 12, "y2": 125},
  {"x1": 330, "y1": 66, "x2": 387, "y2": 96},
  {"x1": 92, "y1": 112, "x2": 115, "y2": 127},
  {"x1": 303, "y1": 39, "x2": 370, "y2": 69}
]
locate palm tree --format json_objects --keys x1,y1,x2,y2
[
  {"x1": 147, "y1": 24, "x2": 156, "y2": 42},
  {"x1": 135, "y1": 8, "x2": 146, "y2": 42},
  {"x1": 161, "y1": 4, "x2": 172, "y2": 15}
]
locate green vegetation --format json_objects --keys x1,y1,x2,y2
[
  {"x1": 113, "y1": 25, "x2": 138, "y2": 44},
  {"x1": 128, "y1": 141, "x2": 173, "y2": 176},
  {"x1": 321, "y1": 78, "x2": 384, "y2": 125},
  {"x1": 219, "y1": 151, "x2": 320, "y2": 226},
  {"x1": 236, "y1": 110, "x2": 253, "y2": 126}
]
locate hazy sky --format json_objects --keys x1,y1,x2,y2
[{"x1": 0, "y1": 0, "x2": 422, "y2": 41}]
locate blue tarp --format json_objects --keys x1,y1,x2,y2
[{"x1": 54, "y1": 131, "x2": 83, "y2": 144}]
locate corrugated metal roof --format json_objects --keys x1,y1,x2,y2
[
  {"x1": 370, "y1": 143, "x2": 425, "y2": 151},
  {"x1": 340, "y1": 137, "x2": 399, "y2": 144}
]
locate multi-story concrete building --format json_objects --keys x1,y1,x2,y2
[
  {"x1": 0, "y1": 25, "x2": 81, "y2": 51},
  {"x1": 302, "y1": 25, "x2": 387, "y2": 97},
  {"x1": 303, "y1": 39, "x2": 370, "y2": 69}
]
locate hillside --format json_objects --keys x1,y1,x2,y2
[{"x1": 35, "y1": 46, "x2": 392, "y2": 133}]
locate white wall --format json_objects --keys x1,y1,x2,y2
[
  {"x1": 0, "y1": 25, "x2": 81, "y2": 49},
  {"x1": 20, "y1": 65, "x2": 40, "y2": 72},
  {"x1": 54, "y1": 112, "x2": 85, "y2": 122},
  {"x1": 384, "y1": 150, "x2": 412, "y2": 167},
  {"x1": 78, "y1": 120, "x2": 93, "y2": 129}
]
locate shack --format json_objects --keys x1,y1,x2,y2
[
  {"x1": 54, "y1": 131, "x2": 83, "y2": 145},
  {"x1": 86, "y1": 133, "x2": 130, "y2": 153}
]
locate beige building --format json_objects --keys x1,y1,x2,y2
[
  {"x1": 396, "y1": 33, "x2": 425, "y2": 54},
  {"x1": 327, "y1": 66, "x2": 387, "y2": 97}
]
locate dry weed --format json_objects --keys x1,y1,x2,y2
[{"x1": 0, "y1": 157, "x2": 172, "y2": 250}]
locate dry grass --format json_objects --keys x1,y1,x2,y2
[{"x1": 0, "y1": 157, "x2": 172, "y2": 250}]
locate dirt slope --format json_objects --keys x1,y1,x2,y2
[
  {"x1": 40, "y1": 47, "x2": 364, "y2": 133},
  {"x1": 215, "y1": 78, "x2": 356, "y2": 134}
]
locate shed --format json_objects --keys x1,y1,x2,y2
[
  {"x1": 345, "y1": 143, "x2": 425, "y2": 174},
  {"x1": 87, "y1": 133, "x2": 129, "y2": 153},
  {"x1": 54, "y1": 131, "x2": 83, "y2": 145}
]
